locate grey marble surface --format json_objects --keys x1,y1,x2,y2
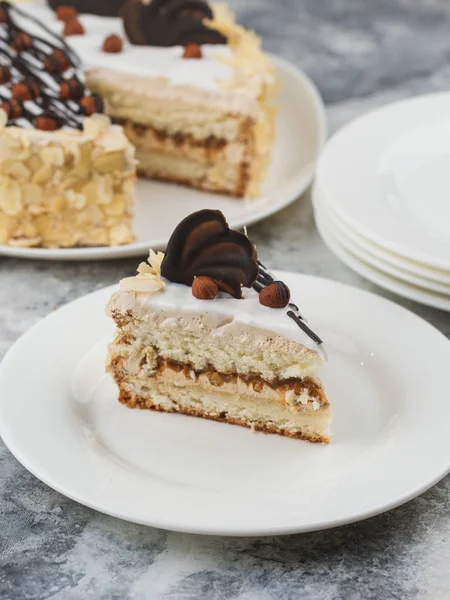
[{"x1": 2, "y1": 1, "x2": 450, "y2": 599}]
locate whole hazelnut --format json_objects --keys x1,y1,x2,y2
[
  {"x1": 192, "y1": 276, "x2": 219, "y2": 300},
  {"x1": 183, "y1": 43, "x2": 202, "y2": 59},
  {"x1": 259, "y1": 281, "x2": 291, "y2": 309},
  {"x1": 103, "y1": 34, "x2": 123, "y2": 53},
  {"x1": 56, "y1": 5, "x2": 78, "y2": 22},
  {"x1": 80, "y1": 94, "x2": 104, "y2": 115},
  {"x1": 12, "y1": 80, "x2": 40, "y2": 101},
  {"x1": 44, "y1": 48, "x2": 71, "y2": 73},
  {"x1": 1, "y1": 99, "x2": 24, "y2": 120},
  {"x1": 59, "y1": 77, "x2": 84, "y2": 100},
  {"x1": 10, "y1": 32, "x2": 33, "y2": 52},
  {"x1": 35, "y1": 113, "x2": 62, "y2": 131},
  {"x1": 63, "y1": 18, "x2": 84, "y2": 36}
]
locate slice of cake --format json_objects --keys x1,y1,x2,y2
[
  {"x1": 0, "y1": 2, "x2": 136, "y2": 248},
  {"x1": 106, "y1": 210, "x2": 331, "y2": 442},
  {"x1": 42, "y1": 0, "x2": 277, "y2": 197}
]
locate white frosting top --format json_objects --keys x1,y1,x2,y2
[
  {"x1": 120, "y1": 279, "x2": 326, "y2": 360},
  {"x1": 26, "y1": 4, "x2": 236, "y2": 92}
]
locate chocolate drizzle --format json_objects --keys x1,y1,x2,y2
[
  {"x1": 161, "y1": 209, "x2": 258, "y2": 299},
  {"x1": 122, "y1": 0, "x2": 227, "y2": 47},
  {"x1": 48, "y1": 0, "x2": 126, "y2": 18},
  {"x1": 254, "y1": 261, "x2": 323, "y2": 346},
  {"x1": 0, "y1": 1, "x2": 105, "y2": 129}
]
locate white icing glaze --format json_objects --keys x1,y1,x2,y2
[
  {"x1": 26, "y1": 4, "x2": 236, "y2": 92},
  {"x1": 124, "y1": 279, "x2": 326, "y2": 360}
]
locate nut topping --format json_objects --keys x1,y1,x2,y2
[
  {"x1": 1, "y1": 99, "x2": 24, "y2": 120},
  {"x1": 80, "y1": 94, "x2": 105, "y2": 116},
  {"x1": 11, "y1": 80, "x2": 40, "y2": 101},
  {"x1": 10, "y1": 32, "x2": 33, "y2": 52},
  {"x1": 63, "y1": 18, "x2": 84, "y2": 36},
  {"x1": 56, "y1": 5, "x2": 78, "y2": 22},
  {"x1": 34, "y1": 113, "x2": 62, "y2": 131},
  {"x1": 259, "y1": 281, "x2": 291, "y2": 309},
  {"x1": 0, "y1": 66, "x2": 11, "y2": 85},
  {"x1": 192, "y1": 276, "x2": 219, "y2": 300},
  {"x1": 183, "y1": 43, "x2": 202, "y2": 59},
  {"x1": 59, "y1": 77, "x2": 84, "y2": 100},
  {"x1": 44, "y1": 48, "x2": 71, "y2": 73},
  {"x1": 103, "y1": 34, "x2": 123, "y2": 53}
]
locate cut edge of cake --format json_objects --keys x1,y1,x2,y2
[
  {"x1": 106, "y1": 287, "x2": 331, "y2": 443},
  {"x1": 81, "y1": 3, "x2": 278, "y2": 198}
]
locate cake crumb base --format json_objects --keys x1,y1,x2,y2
[{"x1": 118, "y1": 389, "x2": 330, "y2": 444}]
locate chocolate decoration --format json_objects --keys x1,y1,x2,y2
[
  {"x1": 287, "y1": 311, "x2": 323, "y2": 345},
  {"x1": 0, "y1": 66, "x2": 11, "y2": 84},
  {"x1": 48, "y1": 0, "x2": 126, "y2": 17},
  {"x1": 122, "y1": 0, "x2": 227, "y2": 47},
  {"x1": 0, "y1": 1, "x2": 106, "y2": 129},
  {"x1": 161, "y1": 209, "x2": 258, "y2": 299}
]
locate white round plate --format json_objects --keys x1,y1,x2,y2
[
  {"x1": 314, "y1": 197, "x2": 450, "y2": 295},
  {"x1": 315, "y1": 92, "x2": 450, "y2": 271},
  {"x1": 1, "y1": 273, "x2": 450, "y2": 536},
  {"x1": 316, "y1": 186, "x2": 450, "y2": 286},
  {"x1": 0, "y1": 56, "x2": 326, "y2": 261},
  {"x1": 315, "y1": 209, "x2": 450, "y2": 311}
]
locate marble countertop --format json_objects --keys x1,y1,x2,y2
[{"x1": 2, "y1": 1, "x2": 450, "y2": 598}]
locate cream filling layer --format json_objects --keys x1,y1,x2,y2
[
  {"x1": 135, "y1": 150, "x2": 244, "y2": 194},
  {"x1": 109, "y1": 349, "x2": 327, "y2": 413},
  {"x1": 120, "y1": 380, "x2": 331, "y2": 439},
  {"x1": 121, "y1": 122, "x2": 250, "y2": 166}
]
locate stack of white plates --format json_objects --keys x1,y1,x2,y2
[{"x1": 313, "y1": 93, "x2": 450, "y2": 311}]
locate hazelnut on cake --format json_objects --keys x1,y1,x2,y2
[
  {"x1": 0, "y1": 2, "x2": 136, "y2": 248},
  {"x1": 107, "y1": 210, "x2": 331, "y2": 443},
  {"x1": 42, "y1": 0, "x2": 277, "y2": 198}
]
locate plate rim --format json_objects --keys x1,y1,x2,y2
[
  {"x1": 314, "y1": 205, "x2": 450, "y2": 311},
  {"x1": 1, "y1": 273, "x2": 450, "y2": 536},
  {"x1": 0, "y1": 54, "x2": 327, "y2": 262},
  {"x1": 316, "y1": 186, "x2": 450, "y2": 284},
  {"x1": 315, "y1": 200, "x2": 450, "y2": 294},
  {"x1": 315, "y1": 91, "x2": 450, "y2": 271}
]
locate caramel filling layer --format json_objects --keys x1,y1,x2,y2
[{"x1": 141, "y1": 354, "x2": 328, "y2": 407}]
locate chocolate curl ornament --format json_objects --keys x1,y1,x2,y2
[
  {"x1": 122, "y1": 0, "x2": 227, "y2": 46},
  {"x1": 161, "y1": 209, "x2": 258, "y2": 299}
]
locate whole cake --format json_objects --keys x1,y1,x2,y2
[
  {"x1": 0, "y1": 2, "x2": 136, "y2": 248},
  {"x1": 107, "y1": 210, "x2": 331, "y2": 443},
  {"x1": 39, "y1": 0, "x2": 277, "y2": 197}
]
